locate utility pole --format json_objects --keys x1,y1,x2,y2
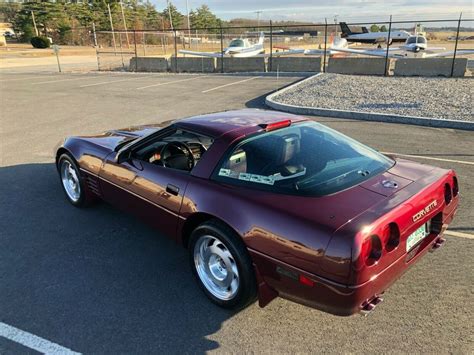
[
  {"x1": 255, "y1": 11, "x2": 262, "y2": 30},
  {"x1": 31, "y1": 11, "x2": 39, "y2": 36},
  {"x1": 167, "y1": 0, "x2": 174, "y2": 30},
  {"x1": 107, "y1": 3, "x2": 117, "y2": 55},
  {"x1": 119, "y1": 0, "x2": 130, "y2": 48},
  {"x1": 186, "y1": 0, "x2": 191, "y2": 48}
]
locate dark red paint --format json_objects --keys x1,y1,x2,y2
[{"x1": 56, "y1": 110, "x2": 459, "y2": 316}]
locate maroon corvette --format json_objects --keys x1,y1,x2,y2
[{"x1": 55, "y1": 109, "x2": 459, "y2": 316}]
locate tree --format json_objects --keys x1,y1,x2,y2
[
  {"x1": 161, "y1": 2, "x2": 184, "y2": 29},
  {"x1": 189, "y1": 5, "x2": 221, "y2": 30},
  {"x1": 380, "y1": 25, "x2": 388, "y2": 32},
  {"x1": 370, "y1": 24, "x2": 380, "y2": 32}
]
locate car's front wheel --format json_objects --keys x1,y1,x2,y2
[
  {"x1": 189, "y1": 220, "x2": 257, "y2": 309},
  {"x1": 58, "y1": 153, "x2": 94, "y2": 207}
]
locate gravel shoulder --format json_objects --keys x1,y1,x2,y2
[{"x1": 271, "y1": 73, "x2": 473, "y2": 122}]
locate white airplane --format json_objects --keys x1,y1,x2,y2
[
  {"x1": 303, "y1": 37, "x2": 350, "y2": 56},
  {"x1": 340, "y1": 22, "x2": 411, "y2": 44},
  {"x1": 179, "y1": 32, "x2": 266, "y2": 58},
  {"x1": 330, "y1": 35, "x2": 474, "y2": 58}
]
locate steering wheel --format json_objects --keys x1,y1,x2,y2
[{"x1": 160, "y1": 141, "x2": 195, "y2": 171}]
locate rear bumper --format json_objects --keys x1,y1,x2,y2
[{"x1": 250, "y1": 198, "x2": 458, "y2": 316}]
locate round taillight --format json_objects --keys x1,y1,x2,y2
[
  {"x1": 384, "y1": 223, "x2": 400, "y2": 252},
  {"x1": 362, "y1": 235, "x2": 382, "y2": 266},
  {"x1": 444, "y1": 183, "x2": 452, "y2": 205},
  {"x1": 453, "y1": 176, "x2": 459, "y2": 197}
]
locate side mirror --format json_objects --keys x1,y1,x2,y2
[{"x1": 116, "y1": 149, "x2": 131, "y2": 164}]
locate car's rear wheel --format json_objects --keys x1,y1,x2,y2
[
  {"x1": 189, "y1": 220, "x2": 257, "y2": 309},
  {"x1": 58, "y1": 153, "x2": 94, "y2": 207}
]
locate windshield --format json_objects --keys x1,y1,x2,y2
[
  {"x1": 406, "y1": 36, "x2": 426, "y2": 44},
  {"x1": 216, "y1": 122, "x2": 394, "y2": 196},
  {"x1": 229, "y1": 39, "x2": 245, "y2": 47}
]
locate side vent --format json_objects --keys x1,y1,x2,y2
[{"x1": 84, "y1": 174, "x2": 100, "y2": 196}]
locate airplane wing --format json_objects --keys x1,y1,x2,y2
[
  {"x1": 327, "y1": 47, "x2": 401, "y2": 58},
  {"x1": 258, "y1": 49, "x2": 306, "y2": 57},
  {"x1": 178, "y1": 50, "x2": 222, "y2": 58},
  {"x1": 422, "y1": 49, "x2": 474, "y2": 58}
]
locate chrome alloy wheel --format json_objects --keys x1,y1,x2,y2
[
  {"x1": 60, "y1": 160, "x2": 81, "y2": 202},
  {"x1": 194, "y1": 235, "x2": 240, "y2": 300}
]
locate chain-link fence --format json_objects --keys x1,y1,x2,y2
[{"x1": 87, "y1": 16, "x2": 474, "y2": 76}]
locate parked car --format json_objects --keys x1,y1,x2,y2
[{"x1": 55, "y1": 109, "x2": 459, "y2": 315}]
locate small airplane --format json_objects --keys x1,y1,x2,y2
[
  {"x1": 329, "y1": 35, "x2": 474, "y2": 58},
  {"x1": 179, "y1": 32, "x2": 265, "y2": 58},
  {"x1": 340, "y1": 22, "x2": 411, "y2": 44}
]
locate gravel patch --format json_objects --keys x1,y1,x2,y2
[{"x1": 273, "y1": 73, "x2": 473, "y2": 122}]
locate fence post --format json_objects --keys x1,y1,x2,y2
[
  {"x1": 173, "y1": 29, "x2": 178, "y2": 73},
  {"x1": 451, "y1": 12, "x2": 462, "y2": 78},
  {"x1": 269, "y1": 20, "x2": 273, "y2": 72},
  {"x1": 92, "y1": 22, "x2": 100, "y2": 71},
  {"x1": 384, "y1": 15, "x2": 392, "y2": 76},
  {"x1": 133, "y1": 30, "x2": 138, "y2": 72},
  {"x1": 118, "y1": 32, "x2": 125, "y2": 69},
  {"x1": 220, "y1": 25, "x2": 224, "y2": 73},
  {"x1": 323, "y1": 18, "x2": 328, "y2": 73}
]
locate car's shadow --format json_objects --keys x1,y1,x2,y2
[{"x1": 0, "y1": 163, "x2": 237, "y2": 353}]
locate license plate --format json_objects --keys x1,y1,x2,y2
[{"x1": 406, "y1": 224, "x2": 428, "y2": 252}]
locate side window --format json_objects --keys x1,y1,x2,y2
[
  {"x1": 133, "y1": 129, "x2": 213, "y2": 172},
  {"x1": 217, "y1": 129, "x2": 306, "y2": 186}
]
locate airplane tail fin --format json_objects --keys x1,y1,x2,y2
[
  {"x1": 258, "y1": 31, "x2": 264, "y2": 45},
  {"x1": 339, "y1": 22, "x2": 352, "y2": 37}
]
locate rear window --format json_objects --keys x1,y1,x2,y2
[{"x1": 215, "y1": 122, "x2": 394, "y2": 196}]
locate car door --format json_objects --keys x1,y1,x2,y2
[{"x1": 98, "y1": 145, "x2": 191, "y2": 239}]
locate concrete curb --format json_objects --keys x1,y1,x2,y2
[{"x1": 265, "y1": 73, "x2": 474, "y2": 131}]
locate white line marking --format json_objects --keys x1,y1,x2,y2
[
  {"x1": 382, "y1": 152, "x2": 474, "y2": 166},
  {"x1": 0, "y1": 322, "x2": 81, "y2": 354},
  {"x1": 445, "y1": 230, "x2": 474, "y2": 239},
  {"x1": 136, "y1": 76, "x2": 204, "y2": 90},
  {"x1": 33, "y1": 77, "x2": 100, "y2": 85},
  {"x1": 202, "y1": 76, "x2": 261, "y2": 93},
  {"x1": 79, "y1": 76, "x2": 147, "y2": 88},
  {"x1": 0, "y1": 76, "x2": 46, "y2": 82}
]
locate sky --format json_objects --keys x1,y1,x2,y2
[{"x1": 152, "y1": 0, "x2": 473, "y2": 25}]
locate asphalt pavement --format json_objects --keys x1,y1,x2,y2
[{"x1": 0, "y1": 71, "x2": 473, "y2": 354}]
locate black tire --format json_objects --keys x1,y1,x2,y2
[
  {"x1": 57, "y1": 153, "x2": 95, "y2": 208},
  {"x1": 189, "y1": 219, "x2": 257, "y2": 310}
]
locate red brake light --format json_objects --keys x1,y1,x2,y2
[
  {"x1": 260, "y1": 119, "x2": 291, "y2": 131},
  {"x1": 444, "y1": 183, "x2": 452, "y2": 205},
  {"x1": 299, "y1": 274, "x2": 315, "y2": 287},
  {"x1": 362, "y1": 235, "x2": 382, "y2": 266},
  {"x1": 383, "y1": 223, "x2": 400, "y2": 252},
  {"x1": 452, "y1": 176, "x2": 459, "y2": 197}
]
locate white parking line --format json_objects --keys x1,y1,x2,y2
[
  {"x1": 202, "y1": 76, "x2": 261, "y2": 93},
  {"x1": 33, "y1": 77, "x2": 102, "y2": 85},
  {"x1": 445, "y1": 230, "x2": 474, "y2": 239},
  {"x1": 79, "y1": 76, "x2": 148, "y2": 88},
  {"x1": 382, "y1": 152, "x2": 474, "y2": 166},
  {"x1": 0, "y1": 322, "x2": 81, "y2": 354},
  {"x1": 136, "y1": 76, "x2": 204, "y2": 90}
]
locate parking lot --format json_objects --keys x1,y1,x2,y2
[{"x1": 1, "y1": 71, "x2": 473, "y2": 353}]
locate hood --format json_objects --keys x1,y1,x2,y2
[{"x1": 78, "y1": 124, "x2": 162, "y2": 151}]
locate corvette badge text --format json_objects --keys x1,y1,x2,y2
[{"x1": 412, "y1": 200, "x2": 438, "y2": 222}]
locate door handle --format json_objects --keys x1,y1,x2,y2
[{"x1": 166, "y1": 184, "x2": 180, "y2": 196}]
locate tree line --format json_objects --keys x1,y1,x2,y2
[{"x1": 0, "y1": 1, "x2": 222, "y2": 43}]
